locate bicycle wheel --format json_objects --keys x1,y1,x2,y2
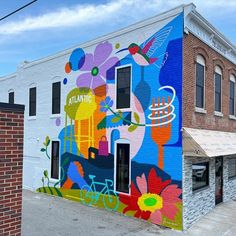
[
  {"x1": 103, "y1": 190, "x2": 119, "y2": 211},
  {"x1": 80, "y1": 185, "x2": 94, "y2": 205}
]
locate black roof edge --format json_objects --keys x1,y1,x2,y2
[{"x1": 0, "y1": 103, "x2": 25, "y2": 112}]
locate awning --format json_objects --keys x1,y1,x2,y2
[{"x1": 183, "y1": 127, "x2": 236, "y2": 157}]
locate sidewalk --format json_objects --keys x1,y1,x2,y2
[{"x1": 22, "y1": 190, "x2": 236, "y2": 236}]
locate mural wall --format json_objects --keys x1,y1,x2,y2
[{"x1": 37, "y1": 13, "x2": 183, "y2": 230}]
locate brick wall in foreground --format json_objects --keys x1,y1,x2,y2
[{"x1": 0, "y1": 103, "x2": 24, "y2": 236}]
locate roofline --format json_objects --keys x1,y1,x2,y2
[
  {"x1": 192, "y1": 10, "x2": 236, "y2": 52},
  {"x1": 1, "y1": 3, "x2": 190, "y2": 75}
]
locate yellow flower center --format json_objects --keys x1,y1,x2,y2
[{"x1": 137, "y1": 193, "x2": 163, "y2": 212}]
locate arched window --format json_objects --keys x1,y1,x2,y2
[
  {"x1": 214, "y1": 66, "x2": 222, "y2": 113},
  {"x1": 195, "y1": 55, "x2": 205, "y2": 109},
  {"x1": 229, "y1": 74, "x2": 236, "y2": 116}
]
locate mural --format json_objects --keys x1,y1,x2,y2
[{"x1": 37, "y1": 13, "x2": 183, "y2": 230}]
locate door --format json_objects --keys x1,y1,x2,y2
[
  {"x1": 215, "y1": 156, "x2": 223, "y2": 205},
  {"x1": 116, "y1": 143, "x2": 130, "y2": 193}
]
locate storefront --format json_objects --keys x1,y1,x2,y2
[{"x1": 183, "y1": 128, "x2": 236, "y2": 229}]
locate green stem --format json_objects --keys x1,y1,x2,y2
[
  {"x1": 107, "y1": 107, "x2": 145, "y2": 127},
  {"x1": 45, "y1": 147, "x2": 50, "y2": 159}
]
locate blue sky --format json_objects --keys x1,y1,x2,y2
[{"x1": 0, "y1": 0, "x2": 235, "y2": 76}]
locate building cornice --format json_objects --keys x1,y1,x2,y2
[{"x1": 184, "y1": 4, "x2": 236, "y2": 65}]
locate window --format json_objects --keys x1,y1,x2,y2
[
  {"x1": 8, "y1": 91, "x2": 14, "y2": 104},
  {"x1": 214, "y1": 66, "x2": 222, "y2": 112},
  {"x1": 29, "y1": 87, "x2": 36, "y2": 116},
  {"x1": 116, "y1": 143, "x2": 130, "y2": 193},
  {"x1": 228, "y1": 157, "x2": 236, "y2": 179},
  {"x1": 116, "y1": 66, "x2": 131, "y2": 109},
  {"x1": 51, "y1": 141, "x2": 60, "y2": 179},
  {"x1": 192, "y1": 162, "x2": 209, "y2": 191},
  {"x1": 196, "y1": 55, "x2": 205, "y2": 108},
  {"x1": 230, "y1": 75, "x2": 236, "y2": 116},
  {"x1": 52, "y1": 82, "x2": 61, "y2": 114}
]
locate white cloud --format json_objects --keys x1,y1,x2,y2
[{"x1": 0, "y1": 0, "x2": 235, "y2": 36}]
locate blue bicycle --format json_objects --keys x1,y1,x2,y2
[{"x1": 80, "y1": 175, "x2": 119, "y2": 211}]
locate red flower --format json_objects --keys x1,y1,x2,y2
[{"x1": 119, "y1": 168, "x2": 181, "y2": 224}]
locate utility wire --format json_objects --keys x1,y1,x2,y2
[{"x1": 0, "y1": 0, "x2": 38, "y2": 22}]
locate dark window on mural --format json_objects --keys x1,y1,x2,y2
[
  {"x1": 116, "y1": 143, "x2": 130, "y2": 193},
  {"x1": 9, "y1": 92, "x2": 14, "y2": 104},
  {"x1": 29, "y1": 87, "x2": 36, "y2": 116},
  {"x1": 230, "y1": 81, "x2": 235, "y2": 115},
  {"x1": 52, "y1": 82, "x2": 61, "y2": 114},
  {"x1": 116, "y1": 66, "x2": 131, "y2": 109},
  {"x1": 51, "y1": 141, "x2": 60, "y2": 179},
  {"x1": 214, "y1": 73, "x2": 222, "y2": 112},
  {"x1": 192, "y1": 162, "x2": 209, "y2": 191},
  {"x1": 196, "y1": 63, "x2": 205, "y2": 108},
  {"x1": 228, "y1": 158, "x2": 236, "y2": 179}
]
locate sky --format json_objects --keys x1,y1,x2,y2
[{"x1": 0, "y1": 0, "x2": 235, "y2": 77}]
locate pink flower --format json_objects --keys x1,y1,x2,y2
[{"x1": 119, "y1": 168, "x2": 182, "y2": 224}]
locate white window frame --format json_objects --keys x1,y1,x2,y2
[
  {"x1": 114, "y1": 139, "x2": 131, "y2": 195},
  {"x1": 115, "y1": 64, "x2": 132, "y2": 112},
  {"x1": 51, "y1": 76, "x2": 62, "y2": 118},
  {"x1": 28, "y1": 83, "x2": 37, "y2": 120},
  {"x1": 195, "y1": 55, "x2": 206, "y2": 113},
  {"x1": 229, "y1": 74, "x2": 236, "y2": 118},
  {"x1": 214, "y1": 66, "x2": 223, "y2": 116},
  {"x1": 50, "y1": 139, "x2": 61, "y2": 182}
]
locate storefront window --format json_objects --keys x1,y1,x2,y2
[
  {"x1": 228, "y1": 158, "x2": 236, "y2": 179},
  {"x1": 192, "y1": 162, "x2": 209, "y2": 191}
]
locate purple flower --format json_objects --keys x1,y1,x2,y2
[
  {"x1": 100, "y1": 96, "x2": 113, "y2": 112},
  {"x1": 76, "y1": 42, "x2": 119, "y2": 91}
]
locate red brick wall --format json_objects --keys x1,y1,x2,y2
[
  {"x1": 183, "y1": 33, "x2": 236, "y2": 131},
  {"x1": 0, "y1": 104, "x2": 24, "y2": 236}
]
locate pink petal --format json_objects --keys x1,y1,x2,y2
[
  {"x1": 94, "y1": 42, "x2": 112, "y2": 66},
  {"x1": 91, "y1": 75, "x2": 105, "y2": 90},
  {"x1": 81, "y1": 53, "x2": 94, "y2": 71},
  {"x1": 76, "y1": 73, "x2": 92, "y2": 88},
  {"x1": 161, "y1": 185, "x2": 182, "y2": 203},
  {"x1": 136, "y1": 173, "x2": 147, "y2": 194},
  {"x1": 100, "y1": 57, "x2": 119, "y2": 78},
  {"x1": 161, "y1": 202, "x2": 179, "y2": 220},
  {"x1": 150, "y1": 210, "x2": 162, "y2": 225}
]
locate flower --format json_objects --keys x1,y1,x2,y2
[
  {"x1": 76, "y1": 42, "x2": 119, "y2": 91},
  {"x1": 119, "y1": 168, "x2": 182, "y2": 224},
  {"x1": 100, "y1": 96, "x2": 113, "y2": 112}
]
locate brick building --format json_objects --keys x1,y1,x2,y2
[
  {"x1": 0, "y1": 103, "x2": 24, "y2": 236},
  {"x1": 0, "y1": 3, "x2": 235, "y2": 231}
]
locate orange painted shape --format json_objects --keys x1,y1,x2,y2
[
  {"x1": 63, "y1": 178, "x2": 73, "y2": 189},
  {"x1": 65, "y1": 62, "x2": 72, "y2": 73}
]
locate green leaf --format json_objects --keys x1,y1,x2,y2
[
  {"x1": 43, "y1": 170, "x2": 48, "y2": 178},
  {"x1": 134, "y1": 112, "x2": 140, "y2": 123},
  {"x1": 45, "y1": 136, "x2": 50, "y2": 146},
  {"x1": 128, "y1": 125, "x2": 138, "y2": 132},
  {"x1": 40, "y1": 148, "x2": 46, "y2": 152},
  {"x1": 111, "y1": 116, "x2": 121, "y2": 123},
  {"x1": 118, "y1": 110, "x2": 123, "y2": 118}
]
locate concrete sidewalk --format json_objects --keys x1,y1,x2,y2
[{"x1": 22, "y1": 190, "x2": 236, "y2": 236}]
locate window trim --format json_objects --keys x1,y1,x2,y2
[
  {"x1": 195, "y1": 55, "x2": 206, "y2": 110},
  {"x1": 115, "y1": 64, "x2": 132, "y2": 111},
  {"x1": 228, "y1": 157, "x2": 236, "y2": 180},
  {"x1": 114, "y1": 139, "x2": 131, "y2": 195},
  {"x1": 8, "y1": 90, "x2": 14, "y2": 104},
  {"x1": 50, "y1": 140, "x2": 61, "y2": 181},
  {"x1": 192, "y1": 161, "x2": 209, "y2": 192},
  {"x1": 52, "y1": 81, "x2": 61, "y2": 115},
  {"x1": 29, "y1": 86, "x2": 37, "y2": 117},
  {"x1": 214, "y1": 66, "x2": 223, "y2": 113},
  {"x1": 229, "y1": 74, "x2": 236, "y2": 117}
]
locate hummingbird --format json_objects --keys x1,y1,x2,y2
[{"x1": 116, "y1": 37, "x2": 158, "y2": 66}]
